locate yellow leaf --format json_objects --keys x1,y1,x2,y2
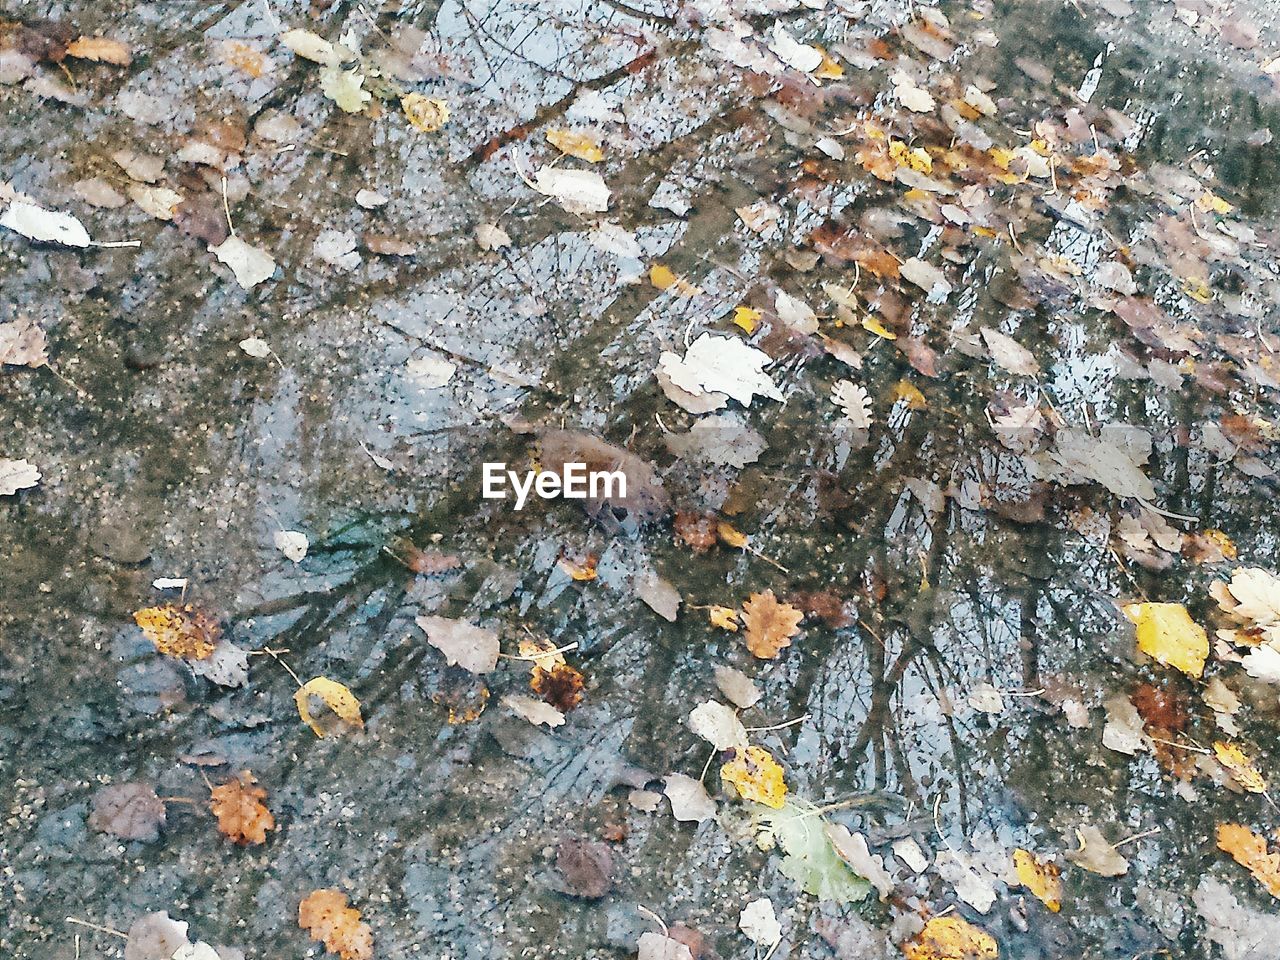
[
  {"x1": 65, "y1": 36, "x2": 132, "y2": 66},
  {"x1": 1122, "y1": 602, "x2": 1208, "y2": 678},
  {"x1": 716, "y1": 521, "x2": 749, "y2": 549},
  {"x1": 1013, "y1": 848, "x2": 1062, "y2": 912},
  {"x1": 1182, "y1": 277, "x2": 1213, "y2": 303},
  {"x1": 1217, "y1": 822, "x2": 1280, "y2": 899},
  {"x1": 708, "y1": 605, "x2": 741, "y2": 632},
  {"x1": 733, "y1": 306, "x2": 762, "y2": 334},
  {"x1": 1196, "y1": 190, "x2": 1233, "y2": 215},
  {"x1": 134, "y1": 604, "x2": 220, "y2": 661},
  {"x1": 545, "y1": 129, "x2": 604, "y2": 162},
  {"x1": 904, "y1": 916, "x2": 998, "y2": 960},
  {"x1": 721, "y1": 745, "x2": 787, "y2": 809},
  {"x1": 889, "y1": 139, "x2": 933, "y2": 173},
  {"x1": 401, "y1": 94, "x2": 450, "y2": 132},
  {"x1": 295, "y1": 677, "x2": 364, "y2": 737},
  {"x1": 893, "y1": 380, "x2": 928, "y2": 410},
  {"x1": 862, "y1": 315, "x2": 897, "y2": 340},
  {"x1": 1214, "y1": 741, "x2": 1267, "y2": 793},
  {"x1": 649, "y1": 264, "x2": 701, "y2": 294},
  {"x1": 559, "y1": 552, "x2": 598, "y2": 581},
  {"x1": 813, "y1": 51, "x2": 844, "y2": 79}
]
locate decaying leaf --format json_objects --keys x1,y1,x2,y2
[
  {"x1": 502, "y1": 693, "x2": 565, "y2": 728},
  {"x1": 0, "y1": 458, "x2": 41, "y2": 495},
  {"x1": 134, "y1": 604, "x2": 220, "y2": 661},
  {"x1": 753, "y1": 799, "x2": 871, "y2": 902},
  {"x1": 714, "y1": 664, "x2": 760, "y2": 707},
  {"x1": 742, "y1": 590, "x2": 803, "y2": 659},
  {"x1": 554, "y1": 835, "x2": 613, "y2": 899},
  {"x1": 274, "y1": 529, "x2": 309, "y2": 563},
  {"x1": 825, "y1": 824, "x2": 895, "y2": 899},
  {"x1": 189, "y1": 639, "x2": 250, "y2": 688},
  {"x1": 531, "y1": 167, "x2": 610, "y2": 214},
  {"x1": 1213, "y1": 741, "x2": 1267, "y2": 793},
  {"x1": 401, "y1": 94, "x2": 449, "y2": 132},
  {"x1": 739, "y1": 896, "x2": 781, "y2": 947},
  {"x1": 125, "y1": 911, "x2": 191, "y2": 960},
  {"x1": 1065, "y1": 824, "x2": 1129, "y2": 876},
  {"x1": 0, "y1": 316, "x2": 49, "y2": 368},
  {"x1": 903, "y1": 916, "x2": 998, "y2": 960},
  {"x1": 637, "y1": 931, "x2": 694, "y2": 960},
  {"x1": 1217, "y1": 823, "x2": 1280, "y2": 899},
  {"x1": 209, "y1": 771, "x2": 275, "y2": 845},
  {"x1": 1012, "y1": 848, "x2": 1062, "y2": 911},
  {"x1": 416, "y1": 614, "x2": 500, "y2": 674},
  {"x1": 531, "y1": 660, "x2": 585, "y2": 713},
  {"x1": 294, "y1": 676, "x2": 364, "y2": 737},
  {"x1": 89, "y1": 782, "x2": 166, "y2": 842},
  {"x1": 319, "y1": 65, "x2": 371, "y2": 113},
  {"x1": 1122, "y1": 602, "x2": 1208, "y2": 678},
  {"x1": 298, "y1": 889, "x2": 373, "y2": 960},
  {"x1": 721, "y1": 745, "x2": 787, "y2": 808}
]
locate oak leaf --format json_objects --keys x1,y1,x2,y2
[
  {"x1": 134, "y1": 604, "x2": 220, "y2": 660},
  {"x1": 742, "y1": 590, "x2": 802, "y2": 659},
  {"x1": 1217, "y1": 823, "x2": 1280, "y2": 899},
  {"x1": 298, "y1": 889, "x2": 373, "y2": 960},
  {"x1": 903, "y1": 916, "x2": 998, "y2": 960},
  {"x1": 209, "y1": 771, "x2": 275, "y2": 845}
]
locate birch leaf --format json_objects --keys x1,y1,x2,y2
[
  {"x1": 210, "y1": 235, "x2": 276, "y2": 289},
  {"x1": 1, "y1": 202, "x2": 91, "y2": 247}
]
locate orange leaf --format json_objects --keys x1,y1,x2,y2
[
  {"x1": 1217, "y1": 823, "x2": 1280, "y2": 899},
  {"x1": 716, "y1": 521, "x2": 749, "y2": 549},
  {"x1": 209, "y1": 771, "x2": 275, "y2": 846},
  {"x1": 1213, "y1": 741, "x2": 1267, "y2": 793},
  {"x1": 133, "y1": 604, "x2": 220, "y2": 660},
  {"x1": 741, "y1": 590, "x2": 803, "y2": 659},
  {"x1": 720, "y1": 745, "x2": 787, "y2": 808},
  {"x1": 299, "y1": 889, "x2": 373, "y2": 960}
]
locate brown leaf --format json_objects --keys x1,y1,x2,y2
[
  {"x1": 554, "y1": 835, "x2": 614, "y2": 898},
  {"x1": 742, "y1": 590, "x2": 803, "y2": 659},
  {"x1": 88, "y1": 782, "x2": 166, "y2": 841},
  {"x1": 209, "y1": 770, "x2": 275, "y2": 846},
  {"x1": 299, "y1": 889, "x2": 373, "y2": 960},
  {"x1": 532, "y1": 661, "x2": 585, "y2": 713},
  {"x1": 674, "y1": 511, "x2": 717, "y2": 553},
  {"x1": 0, "y1": 316, "x2": 49, "y2": 368}
]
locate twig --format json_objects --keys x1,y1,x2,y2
[
  {"x1": 65, "y1": 918, "x2": 127, "y2": 940},
  {"x1": 262, "y1": 646, "x2": 304, "y2": 687},
  {"x1": 745, "y1": 714, "x2": 810, "y2": 733},
  {"x1": 1112, "y1": 825, "x2": 1160, "y2": 849},
  {"x1": 636, "y1": 905, "x2": 668, "y2": 937}
]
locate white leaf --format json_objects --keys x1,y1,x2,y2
[
  {"x1": 774, "y1": 290, "x2": 818, "y2": 334},
  {"x1": 981, "y1": 327, "x2": 1040, "y2": 376},
  {"x1": 152, "y1": 577, "x2": 189, "y2": 590},
  {"x1": 768, "y1": 22, "x2": 823, "y2": 73},
  {"x1": 0, "y1": 458, "x2": 40, "y2": 495},
  {"x1": 657, "y1": 333, "x2": 783, "y2": 408},
  {"x1": 892, "y1": 836, "x2": 930, "y2": 873},
  {"x1": 313, "y1": 228, "x2": 361, "y2": 270},
  {"x1": 739, "y1": 897, "x2": 781, "y2": 947},
  {"x1": 900, "y1": 257, "x2": 952, "y2": 300},
  {"x1": 274, "y1": 529, "x2": 309, "y2": 562},
  {"x1": 189, "y1": 640, "x2": 250, "y2": 688},
  {"x1": 714, "y1": 665, "x2": 762, "y2": 709},
  {"x1": 124, "y1": 911, "x2": 190, "y2": 960},
  {"x1": 1242, "y1": 643, "x2": 1280, "y2": 683},
  {"x1": 319, "y1": 65, "x2": 371, "y2": 113},
  {"x1": 636, "y1": 570, "x2": 681, "y2": 622},
  {"x1": 893, "y1": 73, "x2": 935, "y2": 112},
  {"x1": 210, "y1": 235, "x2": 276, "y2": 289},
  {"x1": 589, "y1": 221, "x2": 641, "y2": 259},
  {"x1": 935, "y1": 849, "x2": 998, "y2": 913},
  {"x1": 687, "y1": 700, "x2": 748, "y2": 751},
  {"x1": 279, "y1": 28, "x2": 338, "y2": 64},
  {"x1": 173, "y1": 943, "x2": 223, "y2": 960},
  {"x1": 1, "y1": 202, "x2": 90, "y2": 247},
  {"x1": 1102, "y1": 692, "x2": 1150, "y2": 755},
  {"x1": 238, "y1": 337, "x2": 272, "y2": 358},
  {"x1": 355, "y1": 188, "x2": 388, "y2": 209},
  {"x1": 503, "y1": 694, "x2": 565, "y2": 728},
  {"x1": 1224, "y1": 568, "x2": 1280, "y2": 626},
  {"x1": 406, "y1": 354, "x2": 456, "y2": 388},
  {"x1": 476, "y1": 222, "x2": 512, "y2": 250},
  {"x1": 532, "y1": 168, "x2": 610, "y2": 214},
  {"x1": 1094, "y1": 260, "x2": 1137, "y2": 294},
  {"x1": 967, "y1": 682, "x2": 1005, "y2": 714},
  {"x1": 825, "y1": 825, "x2": 895, "y2": 899},
  {"x1": 664, "y1": 773, "x2": 716, "y2": 823},
  {"x1": 637, "y1": 931, "x2": 694, "y2": 960},
  {"x1": 831, "y1": 379, "x2": 872, "y2": 428},
  {"x1": 416, "y1": 614, "x2": 500, "y2": 674},
  {"x1": 127, "y1": 184, "x2": 183, "y2": 221}
]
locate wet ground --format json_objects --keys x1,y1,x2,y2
[{"x1": 3, "y1": 0, "x2": 1280, "y2": 958}]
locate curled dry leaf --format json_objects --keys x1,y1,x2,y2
[
  {"x1": 65, "y1": 36, "x2": 132, "y2": 65},
  {"x1": 742, "y1": 590, "x2": 803, "y2": 659},
  {"x1": 1217, "y1": 822, "x2": 1280, "y2": 899},
  {"x1": 134, "y1": 604, "x2": 221, "y2": 660},
  {"x1": 295, "y1": 676, "x2": 364, "y2": 737},
  {"x1": 209, "y1": 771, "x2": 275, "y2": 845},
  {"x1": 298, "y1": 889, "x2": 373, "y2": 960},
  {"x1": 721, "y1": 745, "x2": 787, "y2": 809},
  {"x1": 89, "y1": 782, "x2": 166, "y2": 842},
  {"x1": 1065, "y1": 824, "x2": 1129, "y2": 876}
]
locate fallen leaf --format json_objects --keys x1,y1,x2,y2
[
  {"x1": 416, "y1": 615, "x2": 500, "y2": 674},
  {"x1": 401, "y1": 94, "x2": 449, "y2": 132},
  {"x1": 1065, "y1": 824, "x2": 1129, "y2": 876},
  {"x1": 125, "y1": 912, "x2": 191, "y2": 960},
  {"x1": 657, "y1": 333, "x2": 783, "y2": 408},
  {"x1": 1217, "y1": 823, "x2": 1280, "y2": 899},
  {"x1": 210, "y1": 235, "x2": 276, "y2": 289},
  {"x1": 903, "y1": 916, "x2": 998, "y2": 960},
  {"x1": 753, "y1": 798, "x2": 870, "y2": 903},
  {"x1": 900, "y1": 257, "x2": 952, "y2": 300},
  {"x1": 638, "y1": 931, "x2": 694, "y2": 960},
  {"x1": 733, "y1": 305, "x2": 762, "y2": 333},
  {"x1": 558, "y1": 552, "x2": 598, "y2": 581},
  {"x1": 1, "y1": 201, "x2": 90, "y2": 246},
  {"x1": 189, "y1": 640, "x2": 250, "y2": 688},
  {"x1": 742, "y1": 590, "x2": 803, "y2": 659},
  {"x1": 274, "y1": 529, "x2": 309, "y2": 563},
  {"x1": 688, "y1": 700, "x2": 749, "y2": 750},
  {"x1": 532, "y1": 167, "x2": 610, "y2": 214},
  {"x1": 714, "y1": 664, "x2": 759, "y2": 707},
  {"x1": 768, "y1": 21, "x2": 822, "y2": 72},
  {"x1": 721, "y1": 745, "x2": 787, "y2": 808},
  {"x1": 1013, "y1": 848, "x2": 1062, "y2": 912},
  {"x1": 209, "y1": 771, "x2": 275, "y2": 846},
  {"x1": 708, "y1": 605, "x2": 741, "y2": 632},
  {"x1": 1195, "y1": 876, "x2": 1280, "y2": 960},
  {"x1": 502, "y1": 693, "x2": 565, "y2": 728},
  {"x1": 1122, "y1": 602, "x2": 1208, "y2": 678},
  {"x1": 405, "y1": 354, "x2": 456, "y2": 388},
  {"x1": 739, "y1": 896, "x2": 782, "y2": 947},
  {"x1": 88, "y1": 782, "x2": 166, "y2": 841},
  {"x1": 65, "y1": 36, "x2": 132, "y2": 65},
  {"x1": 664, "y1": 773, "x2": 716, "y2": 822},
  {"x1": 636, "y1": 570, "x2": 681, "y2": 621},
  {"x1": 545, "y1": 128, "x2": 603, "y2": 162},
  {"x1": 826, "y1": 824, "x2": 895, "y2": 899},
  {"x1": 531, "y1": 661, "x2": 585, "y2": 713},
  {"x1": 0, "y1": 458, "x2": 41, "y2": 495},
  {"x1": 0, "y1": 316, "x2": 49, "y2": 368},
  {"x1": 294, "y1": 676, "x2": 364, "y2": 737},
  {"x1": 981, "y1": 327, "x2": 1040, "y2": 376},
  {"x1": 279, "y1": 28, "x2": 338, "y2": 64},
  {"x1": 554, "y1": 835, "x2": 613, "y2": 898},
  {"x1": 475, "y1": 222, "x2": 511, "y2": 250},
  {"x1": 239, "y1": 337, "x2": 272, "y2": 359},
  {"x1": 298, "y1": 889, "x2": 373, "y2": 960},
  {"x1": 1214, "y1": 741, "x2": 1267, "y2": 793},
  {"x1": 319, "y1": 65, "x2": 371, "y2": 113},
  {"x1": 134, "y1": 604, "x2": 220, "y2": 660},
  {"x1": 832, "y1": 379, "x2": 873, "y2": 428},
  {"x1": 128, "y1": 184, "x2": 183, "y2": 220}
]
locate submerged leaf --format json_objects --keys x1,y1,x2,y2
[
  {"x1": 1122, "y1": 602, "x2": 1208, "y2": 678},
  {"x1": 209, "y1": 771, "x2": 274, "y2": 846},
  {"x1": 298, "y1": 889, "x2": 373, "y2": 960},
  {"x1": 134, "y1": 604, "x2": 220, "y2": 660},
  {"x1": 294, "y1": 676, "x2": 364, "y2": 737},
  {"x1": 721, "y1": 745, "x2": 787, "y2": 808},
  {"x1": 904, "y1": 916, "x2": 998, "y2": 960}
]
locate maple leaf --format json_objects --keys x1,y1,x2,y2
[
  {"x1": 134, "y1": 604, "x2": 221, "y2": 660},
  {"x1": 1217, "y1": 823, "x2": 1280, "y2": 899},
  {"x1": 742, "y1": 590, "x2": 803, "y2": 659},
  {"x1": 295, "y1": 677, "x2": 364, "y2": 737},
  {"x1": 721, "y1": 745, "x2": 787, "y2": 809},
  {"x1": 1012, "y1": 848, "x2": 1062, "y2": 912},
  {"x1": 209, "y1": 771, "x2": 275, "y2": 846},
  {"x1": 299, "y1": 889, "x2": 373, "y2": 960},
  {"x1": 903, "y1": 916, "x2": 998, "y2": 960}
]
